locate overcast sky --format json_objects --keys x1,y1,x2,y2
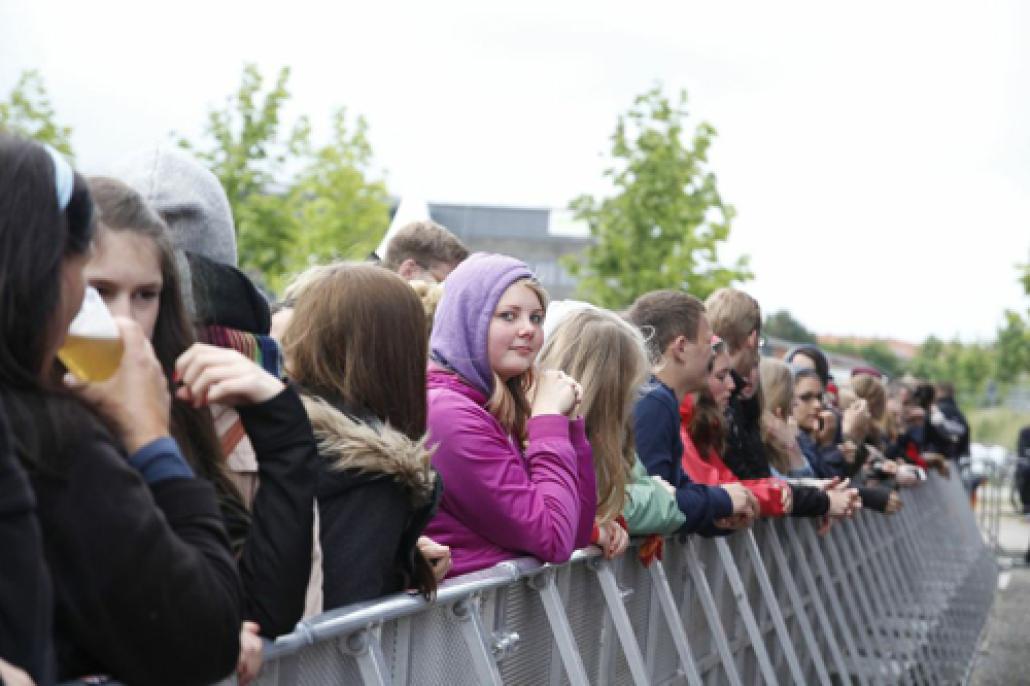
[{"x1": 3, "y1": 0, "x2": 1028, "y2": 343}]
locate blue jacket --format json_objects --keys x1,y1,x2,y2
[
  {"x1": 797, "y1": 431, "x2": 847, "y2": 479},
  {"x1": 633, "y1": 379, "x2": 733, "y2": 536}
]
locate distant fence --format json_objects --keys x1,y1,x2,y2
[{"x1": 254, "y1": 472, "x2": 997, "y2": 685}]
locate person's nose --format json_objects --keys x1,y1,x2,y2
[{"x1": 106, "y1": 293, "x2": 131, "y2": 320}]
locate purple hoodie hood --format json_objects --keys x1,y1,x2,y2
[{"x1": 429, "y1": 253, "x2": 533, "y2": 397}]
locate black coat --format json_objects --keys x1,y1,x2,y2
[
  {"x1": 301, "y1": 394, "x2": 440, "y2": 611},
  {"x1": 235, "y1": 387, "x2": 318, "y2": 637},
  {"x1": 935, "y1": 396, "x2": 970, "y2": 460},
  {"x1": 26, "y1": 412, "x2": 241, "y2": 685},
  {"x1": 0, "y1": 396, "x2": 53, "y2": 685},
  {"x1": 723, "y1": 372, "x2": 771, "y2": 481},
  {"x1": 722, "y1": 371, "x2": 829, "y2": 518}
]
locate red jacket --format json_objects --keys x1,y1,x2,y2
[{"x1": 678, "y1": 395, "x2": 787, "y2": 518}]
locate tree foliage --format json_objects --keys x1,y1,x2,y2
[
  {"x1": 566, "y1": 86, "x2": 751, "y2": 308},
  {"x1": 763, "y1": 310, "x2": 817, "y2": 344},
  {"x1": 908, "y1": 267, "x2": 1029, "y2": 407},
  {"x1": 0, "y1": 70, "x2": 74, "y2": 156},
  {"x1": 994, "y1": 310, "x2": 1030, "y2": 382},
  {"x1": 907, "y1": 336, "x2": 996, "y2": 405},
  {"x1": 179, "y1": 64, "x2": 389, "y2": 292},
  {"x1": 821, "y1": 339, "x2": 906, "y2": 380}
]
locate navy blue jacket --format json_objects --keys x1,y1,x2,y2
[
  {"x1": 633, "y1": 380, "x2": 733, "y2": 536},
  {"x1": 797, "y1": 431, "x2": 847, "y2": 478}
]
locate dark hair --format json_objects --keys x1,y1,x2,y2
[
  {"x1": 690, "y1": 390, "x2": 726, "y2": 458},
  {"x1": 383, "y1": 220, "x2": 469, "y2": 272},
  {"x1": 626, "y1": 290, "x2": 705, "y2": 363},
  {"x1": 0, "y1": 134, "x2": 98, "y2": 474},
  {"x1": 787, "y1": 345, "x2": 829, "y2": 387},
  {"x1": 792, "y1": 366, "x2": 822, "y2": 387},
  {"x1": 88, "y1": 176, "x2": 248, "y2": 537},
  {"x1": 912, "y1": 382, "x2": 935, "y2": 411},
  {"x1": 285, "y1": 263, "x2": 428, "y2": 440}
]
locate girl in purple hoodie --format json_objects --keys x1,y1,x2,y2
[{"x1": 423, "y1": 253, "x2": 597, "y2": 577}]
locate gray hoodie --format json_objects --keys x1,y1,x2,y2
[{"x1": 111, "y1": 145, "x2": 237, "y2": 267}]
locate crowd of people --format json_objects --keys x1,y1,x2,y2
[{"x1": 0, "y1": 133, "x2": 972, "y2": 685}]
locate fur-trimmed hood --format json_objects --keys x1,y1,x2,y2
[{"x1": 300, "y1": 395, "x2": 437, "y2": 508}]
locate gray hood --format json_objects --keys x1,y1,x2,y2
[{"x1": 111, "y1": 145, "x2": 237, "y2": 267}]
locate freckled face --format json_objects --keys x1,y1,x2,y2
[{"x1": 487, "y1": 282, "x2": 545, "y2": 381}]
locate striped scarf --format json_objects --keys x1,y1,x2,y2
[{"x1": 199, "y1": 325, "x2": 283, "y2": 379}]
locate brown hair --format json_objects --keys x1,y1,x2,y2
[
  {"x1": 626, "y1": 290, "x2": 705, "y2": 364},
  {"x1": 689, "y1": 390, "x2": 725, "y2": 458},
  {"x1": 537, "y1": 308, "x2": 645, "y2": 522},
  {"x1": 383, "y1": 220, "x2": 469, "y2": 272},
  {"x1": 87, "y1": 176, "x2": 247, "y2": 537},
  {"x1": 285, "y1": 263, "x2": 427, "y2": 440},
  {"x1": 705, "y1": 288, "x2": 760, "y2": 352},
  {"x1": 280, "y1": 263, "x2": 338, "y2": 305},
  {"x1": 486, "y1": 279, "x2": 548, "y2": 446}
]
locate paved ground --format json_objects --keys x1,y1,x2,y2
[
  {"x1": 968, "y1": 502, "x2": 1030, "y2": 686},
  {"x1": 969, "y1": 565, "x2": 1030, "y2": 685}
]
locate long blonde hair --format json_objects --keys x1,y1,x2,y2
[
  {"x1": 537, "y1": 308, "x2": 647, "y2": 523},
  {"x1": 487, "y1": 279, "x2": 548, "y2": 446},
  {"x1": 851, "y1": 373, "x2": 887, "y2": 446},
  {"x1": 759, "y1": 357, "x2": 794, "y2": 473}
]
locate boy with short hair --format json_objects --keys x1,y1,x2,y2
[{"x1": 627, "y1": 290, "x2": 757, "y2": 534}]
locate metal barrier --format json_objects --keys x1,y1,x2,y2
[
  {"x1": 254, "y1": 472, "x2": 997, "y2": 685},
  {"x1": 974, "y1": 461, "x2": 1002, "y2": 555}
]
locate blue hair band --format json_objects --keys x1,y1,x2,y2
[{"x1": 43, "y1": 144, "x2": 74, "y2": 211}]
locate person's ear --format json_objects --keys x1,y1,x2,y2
[
  {"x1": 397, "y1": 258, "x2": 420, "y2": 281},
  {"x1": 668, "y1": 335, "x2": 688, "y2": 361},
  {"x1": 747, "y1": 329, "x2": 759, "y2": 349}
]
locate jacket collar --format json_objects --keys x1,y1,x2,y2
[
  {"x1": 427, "y1": 364, "x2": 488, "y2": 406},
  {"x1": 300, "y1": 394, "x2": 437, "y2": 507}
]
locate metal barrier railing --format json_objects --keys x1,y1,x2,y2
[
  {"x1": 254, "y1": 472, "x2": 997, "y2": 685},
  {"x1": 975, "y1": 461, "x2": 1002, "y2": 555}
]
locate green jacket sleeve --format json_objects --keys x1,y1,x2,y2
[{"x1": 622, "y1": 457, "x2": 686, "y2": 535}]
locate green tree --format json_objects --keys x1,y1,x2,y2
[
  {"x1": 179, "y1": 65, "x2": 309, "y2": 281},
  {"x1": 284, "y1": 109, "x2": 390, "y2": 287},
  {"x1": 179, "y1": 64, "x2": 388, "y2": 291},
  {"x1": 996, "y1": 311, "x2": 1030, "y2": 380},
  {"x1": 763, "y1": 310, "x2": 817, "y2": 343},
  {"x1": 908, "y1": 336, "x2": 997, "y2": 406},
  {"x1": 821, "y1": 339, "x2": 906, "y2": 379},
  {"x1": 566, "y1": 86, "x2": 751, "y2": 308},
  {"x1": 0, "y1": 70, "x2": 74, "y2": 156}
]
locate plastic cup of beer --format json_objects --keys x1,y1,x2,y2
[{"x1": 57, "y1": 286, "x2": 124, "y2": 382}]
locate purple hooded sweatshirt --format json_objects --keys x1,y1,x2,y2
[{"x1": 424, "y1": 253, "x2": 596, "y2": 578}]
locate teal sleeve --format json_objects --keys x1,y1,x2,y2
[{"x1": 622, "y1": 457, "x2": 686, "y2": 536}]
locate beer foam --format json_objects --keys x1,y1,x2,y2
[{"x1": 67, "y1": 287, "x2": 119, "y2": 340}]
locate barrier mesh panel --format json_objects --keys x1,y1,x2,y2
[{"x1": 497, "y1": 581, "x2": 555, "y2": 685}]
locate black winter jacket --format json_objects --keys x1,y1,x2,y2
[
  {"x1": 235, "y1": 387, "x2": 318, "y2": 637},
  {"x1": 26, "y1": 414, "x2": 241, "y2": 685},
  {"x1": 0, "y1": 396, "x2": 53, "y2": 685},
  {"x1": 301, "y1": 394, "x2": 441, "y2": 611}
]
